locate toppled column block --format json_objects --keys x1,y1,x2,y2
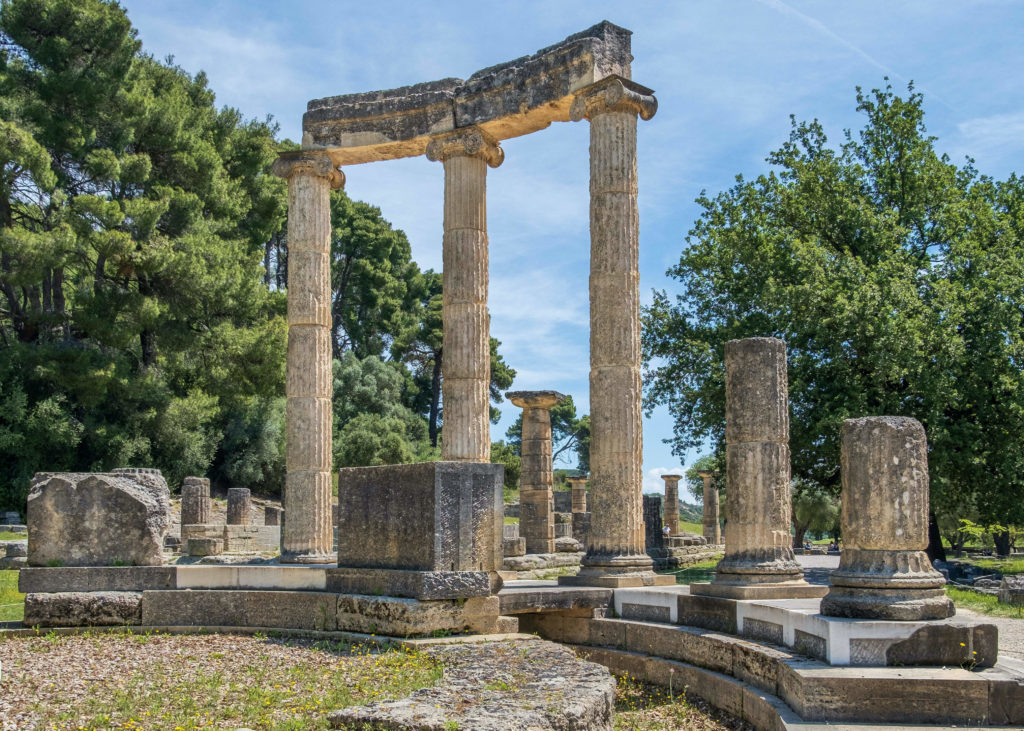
[
  {"x1": 822, "y1": 417, "x2": 954, "y2": 620},
  {"x1": 227, "y1": 488, "x2": 251, "y2": 525},
  {"x1": 27, "y1": 472, "x2": 168, "y2": 567}
]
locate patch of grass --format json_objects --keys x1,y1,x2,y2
[
  {"x1": 0, "y1": 568, "x2": 25, "y2": 622},
  {"x1": 0, "y1": 530, "x2": 25, "y2": 540},
  {"x1": 658, "y1": 558, "x2": 721, "y2": 585},
  {"x1": 5, "y1": 634, "x2": 442, "y2": 729},
  {"x1": 947, "y1": 586, "x2": 1024, "y2": 618},
  {"x1": 962, "y1": 557, "x2": 1024, "y2": 575},
  {"x1": 613, "y1": 672, "x2": 748, "y2": 730},
  {"x1": 503, "y1": 516, "x2": 519, "y2": 525},
  {"x1": 678, "y1": 521, "x2": 704, "y2": 536}
]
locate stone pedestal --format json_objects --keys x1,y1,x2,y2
[
  {"x1": 330, "y1": 462, "x2": 504, "y2": 599},
  {"x1": 426, "y1": 129, "x2": 503, "y2": 464},
  {"x1": 226, "y1": 488, "x2": 251, "y2": 526},
  {"x1": 661, "y1": 474, "x2": 681, "y2": 535},
  {"x1": 508, "y1": 390, "x2": 564, "y2": 554},
  {"x1": 180, "y1": 477, "x2": 211, "y2": 526},
  {"x1": 692, "y1": 338, "x2": 824, "y2": 599},
  {"x1": 698, "y1": 470, "x2": 721, "y2": 544},
  {"x1": 821, "y1": 417, "x2": 954, "y2": 620},
  {"x1": 272, "y1": 149, "x2": 343, "y2": 564},
  {"x1": 560, "y1": 77, "x2": 670, "y2": 589},
  {"x1": 568, "y1": 476, "x2": 588, "y2": 514}
]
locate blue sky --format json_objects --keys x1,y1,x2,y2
[{"x1": 120, "y1": 0, "x2": 1024, "y2": 496}]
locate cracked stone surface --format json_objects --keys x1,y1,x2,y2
[{"x1": 329, "y1": 639, "x2": 614, "y2": 730}]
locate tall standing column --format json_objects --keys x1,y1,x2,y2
[
  {"x1": 661, "y1": 474, "x2": 681, "y2": 536},
  {"x1": 426, "y1": 129, "x2": 503, "y2": 463},
  {"x1": 692, "y1": 337, "x2": 824, "y2": 598},
  {"x1": 272, "y1": 150, "x2": 344, "y2": 564},
  {"x1": 698, "y1": 470, "x2": 721, "y2": 544},
  {"x1": 560, "y1": 77, "x2": 671, "y2": 588},
  {"x1": 507, "y1": 391, "x2": 564, "y2": 554}
]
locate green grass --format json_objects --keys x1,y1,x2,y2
[
  {"x1": 960, "y1": 557, "x2": 1024, "y2": 575},
  {"x1": 613, "y1": 672, "x2": 740, "y2": 730},
  {"x1": 946, "y1": 586, "x2": 1024, "y2": 618},
  {"x1": 678, "y1": 520, "x2": 704, "y2": 535},
  {"x1": 0, "y1": 530, "x2": 25, "y2": 540},
  {"x1": 503, "y1": 516, "x2": 519, "y2": 525},
  {"x1": 661, "y1": 557, "x2": 722, "y2": 585},
  {"x1": 0, "y1": 569, "x2": 25, "y2": 622}
]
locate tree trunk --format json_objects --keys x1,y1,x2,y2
[
  {"x1": 993, "y1": 528, "x2": 1011, "y2": 557},
  {"x1": 926, "y1": 511, "x2": 947, "y2": 563},
  {"x1": 793, "y1": 522, "x2": 808, "y2": 549},
  {"x1": 428, "y1": 348, "x2": 442, "y2": 448}
]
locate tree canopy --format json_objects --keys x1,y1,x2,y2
[{"x1": 643, "y1": 83, "x2": 1024, "y2": 529}]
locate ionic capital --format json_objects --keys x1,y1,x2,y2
[
  {"x1": 506, "y1": 390, "x2": 566, "y2": 410},
  {"x1": 272, "y1": 150, "x2": 345, "y2": 189},
  {"x1": 570, "y1": 76, "x2": 657, "y2": 123},
  {"x1": 426, "y1": 127, "x2": 504, "y2": 168}
]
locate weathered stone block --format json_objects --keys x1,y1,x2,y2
[
  {"x1": 226, "y1": 488, "x2": 251, "y2": 525},
  {"x1": 503, "y1": 537, "x2": 526, "y2": 557},
  {"x1": 677, "y1": 594, "x2": 738, "y2": 634},
  {"x1": 187, "y1": 537, "x2": 223, "y2": 556},
  {"x1": 325, "y1": 567, "x2": 492, "y2": 600},
  {"x1": 336, "y1": 462, "x2": 503, "y2": 574},
  {"x1": 19, "y1": 566, "x2": 176, "y2": 593},
  {"x1": 885, "y1": 623, "x2": 999, "y2": 669},
  {"x1": 25, "y1": 591, "x2": 142, "y2": 627},
  {"x1": 141, "y1": 589, "x2": 338, "y2": 630},
  {"x1": 27, "y1": 473, "x2": 168, "y2": 567},
  {"x1": 335, "y1": 594, "x2": 501, "y2": 636},
  {"x1": 180, "y1": 477, "x2": 211, "y2": 526},
  {"x1": 999, "y1": 574, "x2": 1024, "y2": 606},
  {"x1": 264, "y1": 506, "x2": 283, "y2": 526}
]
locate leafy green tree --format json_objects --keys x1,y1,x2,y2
[
  {"x1": 791, "y1": 480, "x2": 840, "y2": 547},
  {"x1": 684, "y1": 454, "x2": 721, "y2": 502},
  {"x1": 490, "y1": 439, "x2": 521, "y2": 494},
  {"x1": 643, "y1": 83, "x2": 1024, "y2": 534}
]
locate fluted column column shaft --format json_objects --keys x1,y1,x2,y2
[
  {"x1": 428, "y1": 129, "x2": 503, "y2": 463},
  {"x1": 661, "y1": 475, "x2": 681, "y2": 536},
  {"x1": 508, "y1": 390, "x2": 564, "y2": 555},
  {"x1": 569, "y1": 477, "x2": 588, "y2": 514},
  {"x1": 273, "y1": 150, "x2": 343, "y2": 563},
  {"x1": 701, "y1": 475, "x2": 721, "y2": 544}
]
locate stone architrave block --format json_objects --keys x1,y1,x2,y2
[
  {"x1": 27, "y1": 473, "x2": 168, "y2": 567},
  {"x1": 336, "y1": 462, "x2": 503, "y2": 573},
  {"x1": 24, "y1": 591, "x2": 142, "y2": 627}
]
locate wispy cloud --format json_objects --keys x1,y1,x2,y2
[{"x1": 957, "y1": 110, "x2": 1024, "y2": 155}]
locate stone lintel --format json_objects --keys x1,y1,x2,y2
[
  {"x1": 506, "y1": 390, "x2": 566, "y2": 409},
  {"x1": 325, "y1": 568, "x2": 494, "y2": 600},
  {"x1": 301, "y1": 22, "x2": 634, "y2": 163}
]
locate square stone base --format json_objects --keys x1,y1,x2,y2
[
  {"x1": 336, "y1": 594, "x2": 504, "y2": 636},
  {"x1": 689, "y1": 580, "x2": 828, "y2": 599},
  {"x1": 559, "y1": 572, "x2": 676, "y2": 588},
  {"x1": 326, "y1": 567, "x2": 495, "y2": 600}
]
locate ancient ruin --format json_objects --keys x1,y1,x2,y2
[
  {"x1": 508, "y1": 390, "x2": 565, "y2": 554},
  {"x1": 821, "y1": 416, "x2": 955, "y2": 619},
  {"x1": 692, "y1": 337, "x2": 825, "y2": 599},
  {"x1": 660, "y1": 473, "x2": 682, "y2": 535},
  {"x1": 697, "y1": 469, "x2": 721, "y2": 544}
]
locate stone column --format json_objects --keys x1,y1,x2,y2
[
  {"x1": 559, "y1": 77, "x2": 670, "y2": 588},
  {"x1": 698, "y1": 470, "x2": 721, "y2": 544},
  {"x1": 272, "y1": 150, "x2": 344, "y2": 563},
  {"x1": 426, "y1": 128, "x2": 503, "y2": 463},
  {"x1": 568, "y1": 477, "x2": 588, "y2": 514},
  {"x1": 507, "y1": 390, "x2": 565, "y2": 555},
  {"x1": 180, "y1": 477, "x2": 210, "y2": 525},
  {"x1": 226, "y1": 488, "x2": 251, "y2": 526},
  {"x1": 692, "y1": 337, "x2": 824, "y2": 599},
  {"x1": 822, "y1": 417, "x2": 954, "y2": 620},
  {"x1": 661, "y1": 474, "x2": 681, "y2": 536}
]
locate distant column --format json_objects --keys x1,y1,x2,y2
[
  {"x1": 226, "y1": 488, "x2": 251, "y2": 526},
  {"x1": 507, "y1": 390, "x2": 565, "y2": 554},
  {"x1": 661, "y1": 474, "x2": 681, "y2": 536},
  {"x1": 822, "y1": 417, "x2": 954, "y2": 620},
  {"x1": 698, "y1": 470, "x2": 721, "y2": 544},
  {"x1": 180, "y1": 477, "x2": 211, "y2": 526},
  {"x1": 692, "y1": 337, "x2": 824, "y2": 599},
  {"x1": 426, "y1": 128, "x2": 503, "y2": 463},
  {"x1": 568, "y1": 476, "x2": 588, "y2": 514},
  {"x1": 272, "y1": 150, "x2": 343, "y2": 564},
  {"x1": 264, "y1": 506, "x2": 283, "y2": 527}
]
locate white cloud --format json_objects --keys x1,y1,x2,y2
[
  {"x1": 642, "y1": 466, "x2": 686, "y2": 495},
  {"x1": 956, "y1": 110, "x2": 1024, "y2": 155}
]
